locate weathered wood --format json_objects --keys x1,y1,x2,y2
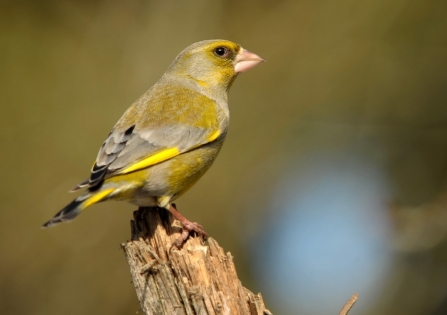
[
  {"x1": 121, "y1": 207, "x2": 272, "y2": 315},
  {"x1": 339, "y1": 293, "x2": 358, "y2": 315}
]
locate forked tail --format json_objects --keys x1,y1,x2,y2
[{"x1": 41, "y1": 188, "x2": 114, "y2": 228}]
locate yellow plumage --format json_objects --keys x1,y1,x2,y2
[
  {"x1": 119, "y1": 148, "x2": 180, "y2": 174},
  {"x1": 42, "y1": 39, "x2": 264, "y2": 246}
]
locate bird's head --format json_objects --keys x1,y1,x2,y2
[{"x1": 165, "y1": 39, "x2": 264, "y2": 94}]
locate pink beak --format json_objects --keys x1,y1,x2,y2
[{"x1": 234, "y1": 48, "x2": 265, "y2": 73}]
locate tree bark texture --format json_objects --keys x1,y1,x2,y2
[{"x1": 121, "y1": 207, "x2": 272, "y2": 315}]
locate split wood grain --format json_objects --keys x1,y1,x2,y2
[{"x1": 121, "y1": 207, "x2": 272, "y2": 315}]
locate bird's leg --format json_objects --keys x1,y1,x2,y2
[{"x1": 167, "y1": 204, "x2": 208, "y2": 248}]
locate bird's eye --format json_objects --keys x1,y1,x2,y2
[{"x1": 214, "y1": 46, "x2": 229, "y2": 58}]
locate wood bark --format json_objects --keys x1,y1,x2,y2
[{"x1": 121, "y1": 207, "x2": 272, "y2": 315}]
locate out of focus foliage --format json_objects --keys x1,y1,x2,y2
[{"x1": 1, "y1": 1, "x2": 447, "y2": 314}]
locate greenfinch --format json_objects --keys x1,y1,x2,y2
[{"x1": 42, "y1": 39, "x2": 264, "y2": 246}]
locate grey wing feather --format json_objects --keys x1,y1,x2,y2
[
  {"x1": 84, "y1": 125, "x2": 136, "y2": 190},
  {"x1": 72, "y1": 124, "x2": 213, "y2": 192},
  {"x1": 108, "y1": 125, "x2": 209, "y2": 170}
]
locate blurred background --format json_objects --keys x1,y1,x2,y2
[{"x1": 1, "y1": 0, "x2": 447, "y2": 314}]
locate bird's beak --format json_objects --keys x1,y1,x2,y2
[{"x1": 234, "y1": 48, "x2": 265, "y2": 73}]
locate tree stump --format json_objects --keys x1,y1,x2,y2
[{"x1": 121, "y1": 207, "x2": 272, "y2": 315}]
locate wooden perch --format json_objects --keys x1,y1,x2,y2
[
  {"x1": 121, "y1": 207, "x2": 358, "y2": 315},
  {"x1": 339, "y1": 293, "x2": 358, "y2": 315},
  {"x1": 121, "y1": 207, "x2": 272, "y2": 315}
]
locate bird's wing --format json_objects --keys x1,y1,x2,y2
[
  {"x1": 71, "y1": 86, "x2": 225, "y2": 191},
  {"x1": 72, "y1": 125, "x2": 222, "y2": 192}
]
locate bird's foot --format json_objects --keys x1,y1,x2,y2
[
  {"x1": 173, "y1": 221, "x2": 208, "y2": 249},
  {"x1": 167, "y1": 204, "x2": 208, "y2": 249}
]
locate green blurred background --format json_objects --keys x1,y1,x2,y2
[{"x1": 1, "y1": 0, "x2": 447, "y2": 314}]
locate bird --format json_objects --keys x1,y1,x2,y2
[{"x1": 42, "y1": 39, "x2": 264, "y2": 247}]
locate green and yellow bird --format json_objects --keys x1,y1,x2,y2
[{"x1": 42, "y1": 39, "x2": 264, "y2": 246}]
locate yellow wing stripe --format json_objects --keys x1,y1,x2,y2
[
  {"x1": 207, "y1": 130, "x2": 220, "y2": 142},
  {"x1": 115, "y1": 130, "x2": 220, "y2": 175},
  {"x1": 119, "y1": 147, "x2": 180, "y2": 174},
  {"x1": 83, "y1": 188, "x2": 115, "y2": 209}
]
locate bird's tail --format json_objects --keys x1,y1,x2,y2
[{"x1": 41, "y1": 188, "x2": 114, "y2": 228}]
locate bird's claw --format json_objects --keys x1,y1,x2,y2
[{"x1": 171, "y1": 221, "x2": 208, "y2": 249}]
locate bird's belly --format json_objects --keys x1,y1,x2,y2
[
  {"x1": 107, "y1": 140, "x2": 224, "y2": 205},
  {"x1": 145, "y1": 141, "x2": 223, "y2": 198},
  {"x1": 128, "y1": 195, "x2": 159, "y2": 207}
]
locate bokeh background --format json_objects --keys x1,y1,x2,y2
[{"x1": 2, "y1": 0, "x2": 447, "y2": 314}]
